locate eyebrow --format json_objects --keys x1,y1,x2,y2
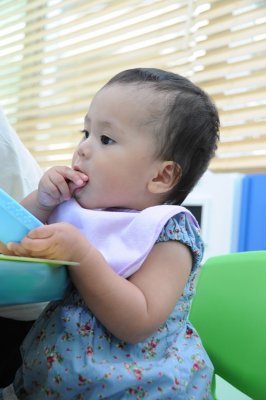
[
  {"x1": 84, "y1": 115, "x2": 123, "y2": 135},
  {"x1": 84, "y1": 115, "x2": 112, "y2": 128}
]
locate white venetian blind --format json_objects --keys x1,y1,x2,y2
[{"x1": 0, "y1": 0, "x2": 265, "y2": 172}]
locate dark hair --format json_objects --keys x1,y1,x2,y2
[{"x1": 106, "y1": 68, "x2": 220, "y2": 205}]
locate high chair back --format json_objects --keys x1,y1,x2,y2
[{"x1": 189, "y1": 251, "x2": 266, "y2": 400}]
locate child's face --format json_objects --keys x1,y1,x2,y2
[{"x1": 71, "y1": 84, "x2": 163, "y2": 210}]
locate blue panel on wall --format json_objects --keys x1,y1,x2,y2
[{"x1": 238, "y1": 174, "x2": 266, "y2": 251}]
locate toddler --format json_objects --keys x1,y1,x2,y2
[{"x1": 0, "y1": 68, "x2": 219, "y2": 400}]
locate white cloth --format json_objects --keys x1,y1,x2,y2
[
  {"x1": 49, "y1": 200, "x2": 197, "y2": 278},
  {"x1": 0, "y1": 108, "x2": 45, "y2": 320},
  {"x1": 0, "y1": 109, "x2": 43, "y2": 201}
]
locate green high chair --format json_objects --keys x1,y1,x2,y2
[{"x1": 189, "y1": 251, "x2": 266, "y2": 400}]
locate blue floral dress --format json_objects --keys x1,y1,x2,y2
[{"x1": 9, "y1": 213, "x2": 213, "y2": 400}]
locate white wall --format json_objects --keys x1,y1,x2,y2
[
  {"x1": 216, "y1": 376, "x2": 251, "y2": 400},
  {"x1": 184, "y1": 171, "x2": 243, "y2": 262}
]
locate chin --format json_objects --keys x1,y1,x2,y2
[
  {"x1": 72, "y1": 192, "x2": 95, "y2": 210},
  {"x1": 73, "y1": 191, "x2": 85, "y2": 206}
]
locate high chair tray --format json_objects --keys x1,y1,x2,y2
[
  {"x1": 0, "y1": 188, "x2": 43, "y2": 244},
  {"x1": 0, "y1": 254, "x2": 78, "y2": 267}
]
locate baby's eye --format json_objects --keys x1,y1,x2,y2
[
  {"x1": 100, "y1": 135, "x2": 115, "y2": 145},
  {"x1": 81, "y1": 129, "x2": 89, "y2": 139}
]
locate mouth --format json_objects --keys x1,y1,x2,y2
[{"x1": 70, "y1": 165, "x2": 89, "y2": 198}]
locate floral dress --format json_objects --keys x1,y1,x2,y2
[{"x1": 8, "y1": 208, "x2": 213, "y2": 400}]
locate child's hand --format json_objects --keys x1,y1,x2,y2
[
  {"x1": 0, "y1": 241, "x2": 14, "y2": 255},
  {"x1": 38, "y1": 166, "x2": 88, "y2": 208},
  {"x1": 5, "y1": 223, "x2": 89, "y2": 263}
]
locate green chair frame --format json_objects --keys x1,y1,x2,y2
[{"x1": 189, "y1": 251, "x2": 266, "y2": 400}]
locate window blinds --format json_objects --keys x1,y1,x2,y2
[{"x1": 0, "y1": 0, "x2": 265, "y2": 172}]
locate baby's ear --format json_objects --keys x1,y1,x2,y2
[{"x1": 148, "y1": 161, "x2": 181, "y2": 194}]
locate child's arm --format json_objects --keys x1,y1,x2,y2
[
  {"x1": 71, "y1": 239, "x2": 191, "y2": 344},
  {"x1": 70, "y1": 238, "x2": 192, "y2": 344},
  {"x1": 4, "y1": 223, "x2": 191, "y2": 344},
  {"x1": 21, "y1": 166, "x2": 88, "y2": 223}
]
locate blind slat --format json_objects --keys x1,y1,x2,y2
[
  {"x1": 210, "y1": 155, "x2": 266, "y2": 173},
  {"x1": 0, "y1": 0, "x2": 265, "y2": 173}
]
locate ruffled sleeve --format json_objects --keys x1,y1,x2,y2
[{"x1": 156, "y1": 212, "x2": 204, "y2": 274}]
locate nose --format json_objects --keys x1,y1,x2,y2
[{"x1": 77, "y1": 137, "x2": 91, "y2": 158}]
